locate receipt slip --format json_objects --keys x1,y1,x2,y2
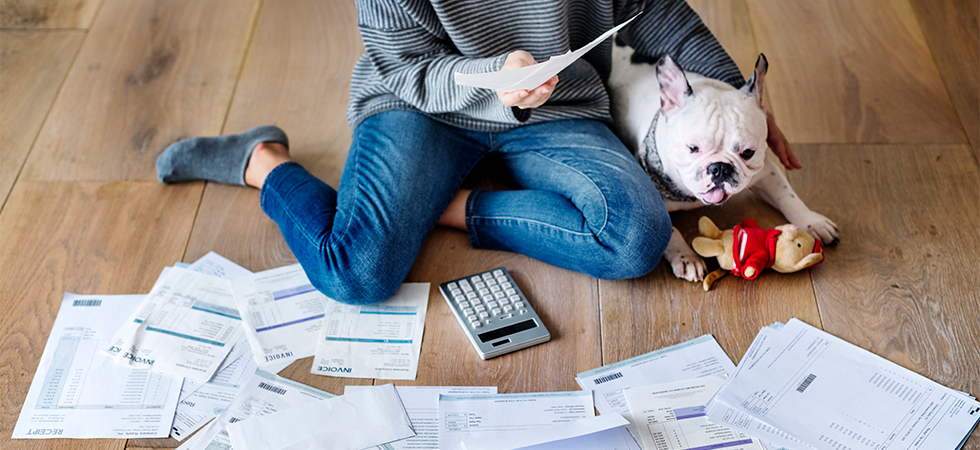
[
  {"x1": 454, "y1": 12, "x2": 640, "y2": 92},
  {"x1": 312, "y1": 283, "x2": 429, "y2": 380},
  {"x1": 231, "y1": 264, "x2": 329, "y2": 367},
  {"x1": 227, "y1": 383, "x2": 415, "y2": 450},
  {"x1": 12, "y1": 293, "x2": 183, "y2": 439},
  {"x1": 104, "y1": 267, "x2": 245, "y2": 382}
]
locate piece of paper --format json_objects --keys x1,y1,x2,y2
[
  {"x1": 227, "y1": 383, "x2": 415, "y2": 450},
  {"x1": 311, "y1": 283, "x2": 429, "y2": 380},
  {"x1": 104, "y1": 267, "x2": 245, "y2": 382},
  {"x1": 464, "y1": 413, "x2": 631, "y2": 450},
  {"x1": 624, "y1": 374, "x2": 764, "y2": 450},
  {"x1": 576, "y1": 334, "x2": 736, "y2": 417},
  {"x1": 510, "y1": 425, "x2": 641, "y2": 450},
  {"x1": 454, "y1": 13, "x2": 640, "y2": 92},
  {"x1": 231, "y1": 264, "x2": 329, "y2": 367},
  {"x1": 346, "y1": 385, "x2": 498, "y2": 450},
  {"x1": 12, "y1": 293, "x2": 183, "y2": 439},
  {"x1": 181, "y1": 369, "x2": 338, "y2": 450},
  {"x1": 438, "y1": 390, "x2": 595, "y2": 450},
  {"x1": 187, "y1": 251, "x2": 251, "y2": 279},
  {"x1": 706, "y1": 318, "x2": 980, "y2": 450}
]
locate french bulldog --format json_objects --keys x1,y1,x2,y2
[{"x1": 608, "y1": 43, "x2": 839, "y2": 282}]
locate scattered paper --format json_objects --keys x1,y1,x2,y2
[
  {"x1": 438, "y1": 390, "x2": 595, "y2": 449},
  {"x1": 624, "y1": 375, "x2": 764, "y2": 450},
  {"x1": 311, "y1": 283, "x2": 429, "y2": 380},
  {"x1": 464, "y1": 413, "x2": 631, "y2": 450},
  {"x1": 103, "y1": 267, "x2": 245, "y2": 382},
  {"x1": 231, "y1": 264, "x2": 329, "y2": 367},
  {"x1": 187, "y1": 251, "x2": 251, "y2": 279},
  {"x1": 454, "y1": 13, "x2": 640, "y2": 92},
  {"x1": 12, "y1": 293, "x2": 183, "y2": 439},
  {"x1": 706, "y1": 319, "x2": 980, "y2": 450},
  {"x1": 346, "y1": 385, "x2": 498, "y2": 450},
  {"x1": 227, "y1": 383, "x2": 415, "y2": 450}
]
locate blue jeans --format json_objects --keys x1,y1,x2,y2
[{"x1": 260, "y1": 111, "x2": 671, "y2": 304}]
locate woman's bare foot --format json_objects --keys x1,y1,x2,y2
[{"x1": 245, "y1": 142, "x2": 293, "y2": 188}]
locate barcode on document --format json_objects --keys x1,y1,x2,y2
[
  {"x1": 594, "y1": 372, "x2": 624, "y2": 385},
  {"x1": 73, "y1": 299, "x2": 102, "y2": 307},
  {"x1": 797, "y1": 374, "x2": 816, "y2": 393},
  {"x1": 228, "y1": 417, "x2": 243, "y2": 423},
  {"x1": 258, "y1": 382, "x2": 287, "y2": 395}
]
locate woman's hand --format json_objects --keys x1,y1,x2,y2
[
  {"x1": 496, "y1": 51, "x2": 559, "y2": 109},
  {"x1": 767, "y1": 111, "x2": 802, "y2": 170}
]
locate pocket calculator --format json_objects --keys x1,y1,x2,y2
[{"x1": 439, "y1": 268, "x2": 551, "y2": 360}]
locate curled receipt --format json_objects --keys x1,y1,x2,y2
[{"x1": 454, "y1": 12, "x2": 641, "y2": 92}]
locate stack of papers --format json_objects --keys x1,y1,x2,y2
[{"x1": 705, "y1": 319, "x2": 980, "y2": 450}]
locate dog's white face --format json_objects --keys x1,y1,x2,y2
[{"x1": 656, "y1": 55, "x2": 770, "y2": 205}]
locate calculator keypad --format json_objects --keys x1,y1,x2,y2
[{"x1": 446, "y1": 269, "x2": 531, "y2": 327}]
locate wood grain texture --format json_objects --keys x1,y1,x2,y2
[
  {"x1": 687, "y1": 0, "x2": 759, "y2": 81},
  {"x1": 2, "y1": 383, "x2": 127, "y2": 450},
  {"x1": 184, "y1": 0, "x2": 362, "y2": 269},
  {"x1": 792, "y1": 143, "x2": 980, "y2": 447},
  {"x1": 0, "y1": 181, "x2": 202, "y2": 385},
  {"x1": 19, "y1": 0, "x2": 259, "y2": 183},
  {"x1": 0, "y1": 30, "x2": 84, "y2": 209},
  {"x1": 400, "y1": 228, "x2": 601, "y2": 393},
  {"x1": 599, "y1": 190, "x2": 825, "y2": 367},
  {"x1": 746, "y1": 0, "x2": 966, "y2": 144},
  {"x1": 0, "y1": 0, "x2": 102, "y2": 29},
  {"x1": 909, "y1": 0, "x2": 980, "y2": 162}
]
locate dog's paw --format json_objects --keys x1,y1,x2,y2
[
  {"x1": 796, "y1": 212, "x2": 840, "y2": 246},
  {"x1": 666, "y1": 249, "x2": 707, "y2": 282}
]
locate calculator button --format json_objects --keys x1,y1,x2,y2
[
  {"x1": 454, "y1": 295, "x2": 466, "y2": 303},
  {"x1": 471, "y1": 321, "x2": 482, "y2": 328},
  {"x1": 482, "y1": 273, "x2": 493, "y2": 280},
  {"x1": 466, "y1": 291, "x2": 477, "y2": 299},
  {"x1": 493, "y1": 269, "x2": 504, "y2": 277},
  {"x1": 519, "y1": 309, "x2": 527, "y2": 314},
  {"x1": 490, "y1": 285, "x2": 501, "y2": 292},
  {"x1": 482, "y1": 295, "x2": 494, "y2": 303},
  {"x1": 479, "y1": 312, "x2": 490, "y2": 319},
  {"x1": 471, "y1": 276, "x2": 482, "y2": 283},
  {"x1": 514, "y1": 301, "x2": 525, "y2": 309},
  {"x1": 475, "y1": 281, "x2": 486, "y2": 289},
  {"x1": 494, "y1": 292, "x2": 505, "y2": 299},
  {"x1": 505, "y1": 288, "x2": 516, "y2": 296},
  {"x1": 458, "y1": 301, "x2": 470, "y2": 308},
  {"x1": 492, "y1": 308, "x2": 502, "y2": 315},
  {"x1": 500, "y1": 313, "x2": 513, "y2": 320},
  {"x1": 448, "y1": 282, "x2": 458, "y2": 290},
  {"x1": 499, "y1": 298, "x2": 510, "y2": 305},
  {"x1": 451, "y1": 288, "x2": 462, "y2": 296},
  {"x1": 509, "y1": 295, "x2": 521, "y2": 302},
  {"x1": 461, "y1": 284, "x2": 473, "y2": 292},
  {"x1": 503, "y1": 305, "x2": 513, "y2": 313},
  {"x1": 501, "y1": 282, "x2": 512, "y2": 289},
  {"x1": 467, "y1": 314, "x2": 478, "y2": 322},
  {"x1": 463, "y1": 308, "x2": 475, "y2": 315},
  {"x1": 478, "y1": 288, "x2": 489, "y2": 295},
  {"x1": 486, "y1": 301, "x2": 499, "y2": 308},
  {"x1": 486, "y1": 278, "x2": 497, "y2": 286},
  {"x1": 475, "y1": 305, "x2": 487, "y2": 312}
]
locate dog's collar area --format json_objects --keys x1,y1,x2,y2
[{"x1": 639, "y1": 110, "x2": 699, "y2": 203}]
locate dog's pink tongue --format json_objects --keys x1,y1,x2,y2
[{"x1": 704, "y1": 187, "x2": 725, "y2": 203}]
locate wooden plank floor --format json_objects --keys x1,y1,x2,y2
[{"x1": 1, "y1": 1, "x2": 977, "y2": 449}]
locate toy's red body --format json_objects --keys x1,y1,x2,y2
[{"x1": 731, "y1": 219, "x2": 781, "y2": 279}]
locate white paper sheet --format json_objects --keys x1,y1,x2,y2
[
  {"x1": 454, "y1": 13, "x2": 640, "y2": 92},
  {"x1": 624, "y1": 375, "x2": 764, "y2": 450},
  {"x1": 346, "y1": 385, "x2": 498, "y2": 450},
  {"x1": 12, "y1": 293, "x2": 183, "y2": 439},
  {"x1": 311, "y1": 283, "x2": 429, "y2": 380},
  {"x1": 464, "y1": 413, "x2": 631, "y2": 450},
  {"x1": 231, "y1": 264, "x2": 329, "y2": 367},
  {"x1": 187, "y1": 251, "x2": 251, "y2": 279},
  {"x1": 706, "y1": 319, "x2": 980, "y2": 450},
  {"x1": 181, "y1": 369, "x2": 338, "y2": 450},
  {"x1": 104, "y1": 267, "x2": 245, "y2": 382},
  {"x1": 576, "y1": 334, "x2": 736, "y2": 417},
  {"x1": 227, "y1": 383, "x2": 415, "y2": 450},
  {"x1": 438, "y1": 390, "x2": 595, "y2": 450}
]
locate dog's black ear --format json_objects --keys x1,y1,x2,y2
[
  {"x1": 656, "y1": 55, "x2": 692, "y2": 116},
  {"x1": 741, "y1": 53, "x2": 768, "y2": 108}
]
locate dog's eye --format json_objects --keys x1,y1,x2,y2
[
  {"x1": 688, "y1": 145, "x2": 699, "y2": 154},
  {"x1": 741, "y1": 149, "x2": 756, "y2": 160}
]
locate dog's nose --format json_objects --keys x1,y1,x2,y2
[{"x1": 707, "y1": 162, "x2": 734, "y2": 182}]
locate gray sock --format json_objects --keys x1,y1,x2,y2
[{"x1": 156, "y1": 125, "x2": 289, "y2": 186}]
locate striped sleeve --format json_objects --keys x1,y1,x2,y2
[
  {"x1": 617, "y1": 0, "x2": 744, "y2": 88},
  {"x1": 355, "y1": 0, "x2": 520, "y2": 123}
]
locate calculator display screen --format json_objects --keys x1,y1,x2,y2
[{"x1": 478, "y1": 319, "x2": 537, "y2": 343}]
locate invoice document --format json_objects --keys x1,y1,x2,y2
[
  {"x1": 438, "y1": 390, "x2": 595, "y2": 449},
  {"x1": 463, "y1": 413, "x2": 633, "y2": 450},
  {"x1": 624, "y1": 375, "x2": 764, "y2": 450},
  {"x1": 706, "y1": 318, "x2": 980, "y2": 450},
  {"x1": 311, "y1": 283, "x2": 429, "y2": 380},
  {"x1": 12, "y1": 293, "x2": 183, "y2": 439},
  {"x1": 187, "y1": 251, "x2": 251, "y2": 279},
  {"x1": 226, "y1": 383, "x2": 415, "y2": 450},
  {"x1": 454, "y1": 12, "x2": 641, "y2": 92},
  {"x1": 346, "y1": 385, "x2": 497, "y2": 450},
  {"x1": 104, "y1": 267, "x2": 245, "y2": 382},
  {"x1": 231, "y1": 264, "x2": 328, "y2": 367}
]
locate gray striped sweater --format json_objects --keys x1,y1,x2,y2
[{"x1": 349, "y1": 0, "x2": 743, "y2": 132}]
